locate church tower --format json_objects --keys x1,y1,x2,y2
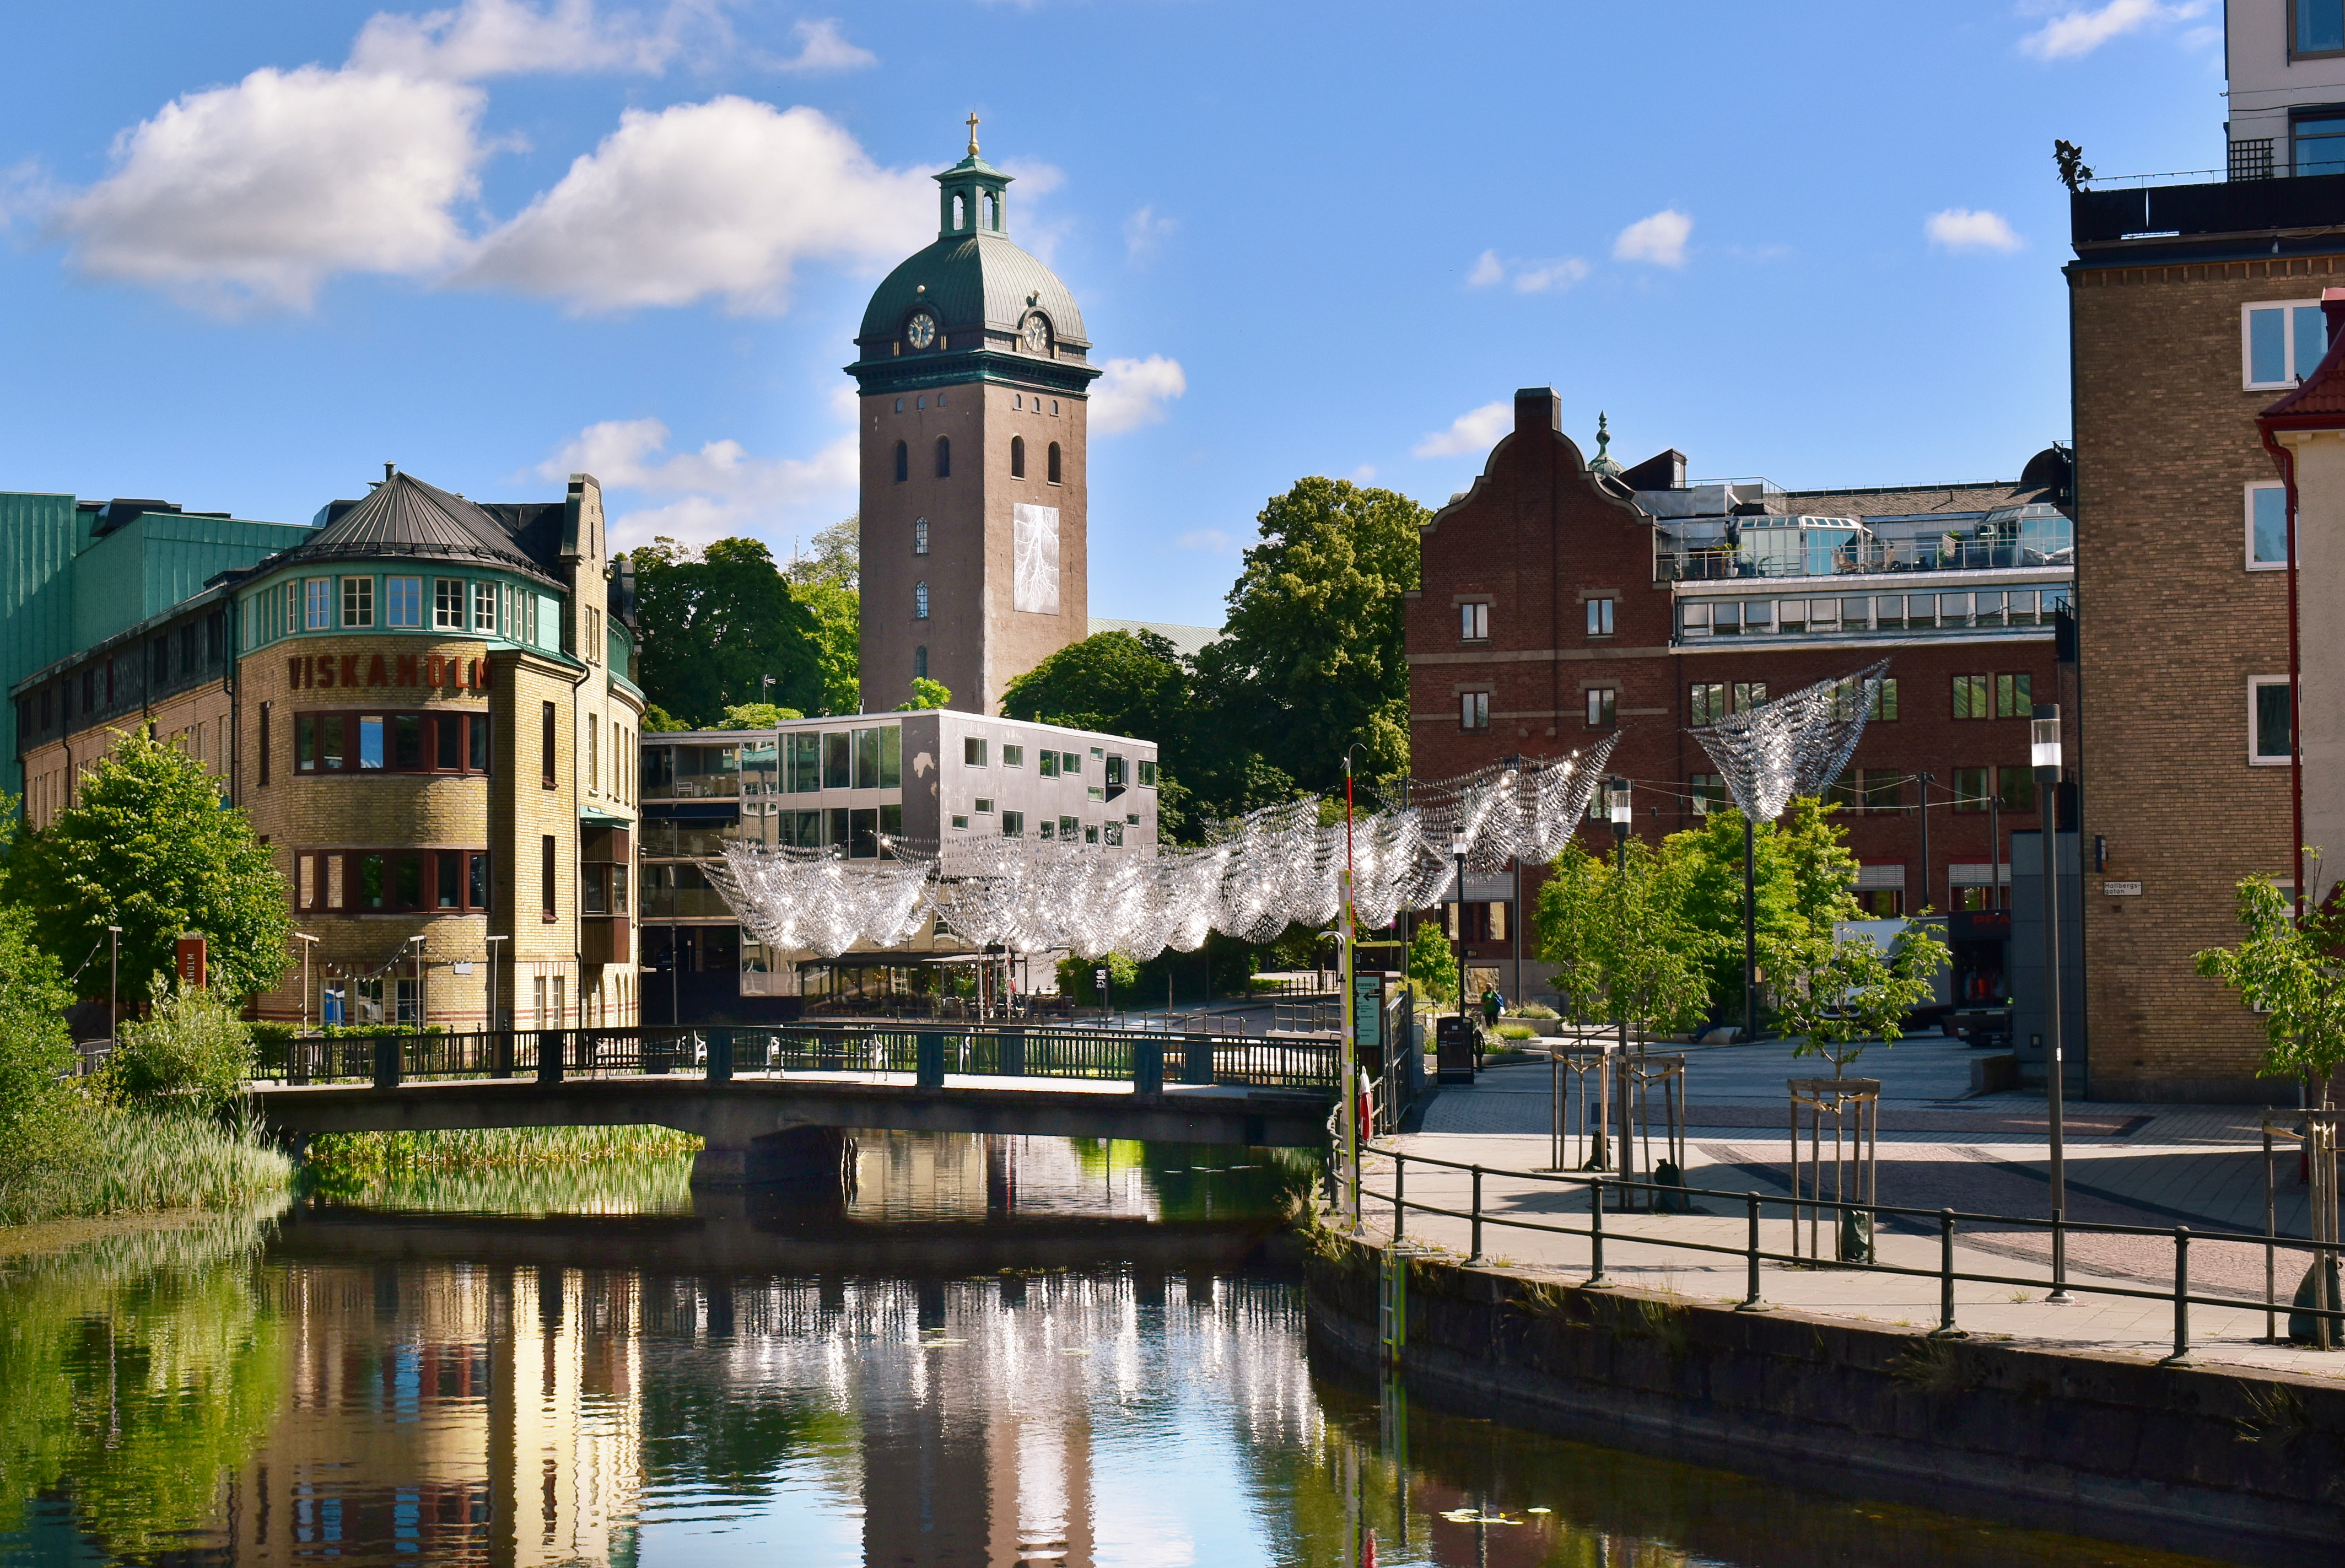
[{"x1": 850, "y1": 120, "x2": 1100, "y2": 715}]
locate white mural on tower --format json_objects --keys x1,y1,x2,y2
[{"x1": 1013, "y1": 504, "x2": 1060, "y2": 616}]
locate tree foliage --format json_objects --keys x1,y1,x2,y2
[
  {"x1": 1772, "y1": 919, "x2": 1950, "y2": 1078},
  {"x1": 894, "y1": 678, "x2": 952, "y2": 711},
  {"x1": 714, "y1": 702, "x2": 804, "y2": 729},
  {"x1": 786, "y1": 516, "x2": 860, "y2": 715},
  {"x1": 628, "y1": 537, "x2": 826, "y2": 725},
  {"x1": 8, "y1": 728, "x2": 291, "y2": 1000},
  {"x1": 2196, "y1": 866, "x2": 2345, "y2": 1100},
  {"x1": 105, "y1": 979, "x2": 255, "y2": 1112},
  {"x1": 1002, "y1": 630, "x2": 1189, "y2": 739},
  {"x1": 1406, "y1": 918, "x2": 1459, "y2": 1006},
  {"x1": 1534, "y1": 841, "x2": 1723, "y2": 1036},
  {"x1": 0, "y1": 901, "x2": 90, "y2": 1217}
]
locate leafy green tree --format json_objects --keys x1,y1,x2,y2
[
  {"x1": 1534, "y1": 840, "x2": 1722, "y2": 1037},
  {"x1": 105, "y1": 980, "x2": 255, "y2": 1112},
  {"x1": 628, "y1": 537, "x2": 824, "y2": 725},
  {"x1": 1056, "y1": 951, "x2": 1139, "y2": 1006},
  {"x1": 1194, "y1": 477, "x2": 1426, "y2": 791},
  {"x1": 8, "y1": 728, "x2": 291, "y2": 1000},
  {"x1": 893, "y1": 677, "x2": 952, "y2": 711},
  {"x1": 1405, "y1": 918, "x2": 1458, "y2": 1007},
  {"x1": 0, "y1": 900, "x2": 93, "y2": 1221},
  {"x1": 1771, "y1": 919, "x2": 1951, "y2": 1079},
  {"x1": 1662, "y1": 806, "x2": 1810, "y2": 1028},
  {"x1": 641, "y1": 704, "x2": 692, "y2": 732},
  {"x1": 1002, "y1": 630, "x2": 1189, "y2": 738},
  {"x1": 786, "y1": 516, "x2": 860, "y2": 714},
  {"x1": 2196, "y1": 867, "x2": 2345, "y2": 1103},
  {"x1": 715, "y1": 702, "x2": 804, "y2": 729}
]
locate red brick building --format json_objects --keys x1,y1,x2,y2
[{"x1": 1409, "y1": 387, "x2": 2071, "y2": 1016}]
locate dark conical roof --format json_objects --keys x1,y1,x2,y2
[{"x1": 273, "y1": 471, "x2": 557, "y2": 581}]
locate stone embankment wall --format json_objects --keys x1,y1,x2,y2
[{"x1": 1305, "y1": 1233, "x2": 2343, "y2": 1567}]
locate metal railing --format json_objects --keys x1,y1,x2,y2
[
  {"x1": 252, "y1": 1023, "x2": 1341, "y2": 1095},
  {"x1": 1366, "y1": 1146, "x2": 2344, "y2": 1361}
]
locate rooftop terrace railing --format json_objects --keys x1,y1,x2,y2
[{"x1": 1660, "y1": 536, "x2": 2071, "y2": 582}]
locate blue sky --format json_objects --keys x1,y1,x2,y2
[{"x1": 0, "y1": 1, "x2": 2223, "y2": 628}]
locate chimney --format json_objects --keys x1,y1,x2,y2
[{"x1": 1514, "y1": 386, "x2": 1561, "y2": 437}]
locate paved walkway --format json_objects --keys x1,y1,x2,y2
[{"x1": 1367, "y1": 1033, "x2": 2344, "y2": 1380}]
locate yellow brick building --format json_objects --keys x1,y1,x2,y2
[{"x1": 16, "y1": 468, "x2": 644, "y2": 1031}]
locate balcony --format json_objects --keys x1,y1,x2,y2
[
  {"x1": 2071, "y1": 169, "x2": 2345, "y2": 247},
  {"x1": 1658, "y1": 506, "x2": 2071, "y2": 583},
  {"x1": 1678, "y1": 584, "x2": 2072, "y2": 643}
]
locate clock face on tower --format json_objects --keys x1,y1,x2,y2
[
  {"x1": 1020, "y1": 313, "x2": 1050, "y2": 354},
  {"x1": 906, "y1": 311, "x2": 938, "y2": 350}
]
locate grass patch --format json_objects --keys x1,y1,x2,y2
[{"x1": 2, "y1": 1106, "x2": 292, "y2": 1228}]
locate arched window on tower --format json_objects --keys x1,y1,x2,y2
[
  {"x1": 984, "y1": 191, "x2": 998, "y2": 230},
  {"x1": 913, "y1": 518, "x2": 929, "y2": 555},
  {"x1": 1011, "y1": 435, "x2": 1026, "y2": 479},
  {"x1": 893, "y1": 441, "x2": 908, "y2": 483},
  {"x1": 1048, "y1": 442, "x2": 1063, "y2": 485},
  {"x1": 935, "y1": 437, "x2": 951, "y2": 478},
  {"x1": 915, "y1": 645, "x2": 928, "y2": 678},
  {"x1": 914, "y1": 582, "x2": 930, "y2": 620},
  {"x1": 953, "y1": 193, "x2": 966, "y2": 230}
]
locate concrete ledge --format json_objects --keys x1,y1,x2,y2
[{"x1": 1305, "y1": 1233, "x2": 2345, "y2": 1567}]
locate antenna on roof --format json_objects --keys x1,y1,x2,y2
[{"x1": 385, "y1": 462, "x2": 396, "y2": 482}]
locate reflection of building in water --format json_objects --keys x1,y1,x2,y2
[
  {"x1": 848, "y1": 1131, "x2": 1160, "y2": 1225},
  {"x1": 213, "y1": 1264, "x2": 641, "y2": 1566}
]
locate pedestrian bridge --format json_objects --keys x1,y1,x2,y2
[{"x1": 250, "y1": 1024, "x2": 1346, "y2": 1184}]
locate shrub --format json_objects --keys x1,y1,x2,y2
[
  {"x1": 0, "y1": 904, "x2": 96, "y2": 1222},
  {"x1": 105, "y1": 981, "x2": 254, "y2": 1113}
]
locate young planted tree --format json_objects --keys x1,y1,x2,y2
[
  {"x1": 1533, "y1": 840, "x2": 1722, "y2": 1041},
  {"x1": 7, "y1": 728, "x2": 292, "y2": 1003},
  {"x1": 2195, "y1": 869, "x2": 2345, "y2": 1103},
  {"x1": 1404, "y1": 918, "x2": 1458, "y2": 1007},
  {"x1": 0, "y1": 901, "x2": 95, "y2": 1221},
  {"x1": 1771, "y1": 919, "x2": 1952, "y2": 1079}
]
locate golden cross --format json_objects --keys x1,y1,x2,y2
[{"x1": 966, "y1": 111, "x2": 980, "y2": 155}]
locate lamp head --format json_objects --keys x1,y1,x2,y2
[
  {"x1": 2030, "y1": 702, "x2": 2062, "y2": 777},
  {"x1": 1449, "y1": 837, "x2": 1469, "y2": 859},
  {"x1": 1609, "y1": 775, "x2": 1632, "y2": 827}
]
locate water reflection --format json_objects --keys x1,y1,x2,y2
[{"x1": 0, "y1": 1137, "x2": 2224, "y2": 1568}]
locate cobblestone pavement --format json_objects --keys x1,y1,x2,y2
[{"x1": 1377, "y1": 1033, "x2": 2344, "y2": 1380}]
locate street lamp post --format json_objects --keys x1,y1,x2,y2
[
  {"x1": 1916, "y1": 770, "x2": 1935, "y2": 917},
  {"x1": 1610, "y1": 778, "x2": 1633, "y2": 1197},
  {"x1": 1449, "y1": 837, "x2": 1470, "y2": 1069},
  {"x1": 485, "y1": 934, "x2": 509, "y2": 1034},
  {"x1": 2033, "y1": 703, "x2": 2071, "y2": 1303},
  {"x1": 295, "y1": 933, "x2": 319, "y2": 1034},
  {"x1": 107, "y1": 925, "x2": 121, "y2": 1041}
]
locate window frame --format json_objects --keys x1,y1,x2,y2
[
  {"x1": 434, "y1": 578, "x2": 466, "y2": 629},
  {"x1": 2251, "y1": 675, "x2": 2295, "y2": 766},
  {"x1": 1011, "y1": 434, "x2": 1026, "y2": 479},
  {"x1": 294, "y1": 847, "x2": 492, "y2": 914},
  {"x1": 1994, "y1": 672, "x2": 2033, "y2": 720},
  {"x1": 291, "y1": 709, "x2": 493, "y2": 777},
  {"x1": 1952, "y1": 673, "x2": 1990, "y2": 721},
  {"x1": 914, "y1": 580, "x2": 930, "y2": 620},
  {"x1": 385, "y1": 576, "x2": 423, "y2": 628},
  {"x1": 2248, "y1": 481, "x2": 2290, "y2": 572},
  {"x1": 1459, "y1": 690, "x2": 1489, "y2": 731},
  {"x1": 341, "y1": 576, "x2": 374, "y2": 629},
  {"x1": 1584, "y1": 687, "x2": 1616, "y2": 728},
  {"x1": 1689, "y1": 682, "x2": 1726, "y2": 726},
  {"x1": 913, "y1": 517, "x2": 929, "y2": 556},
  {"x1": 1459, "y1": 601, "x2": 1489, "y2": 642},
  {"x1": 1586, "y1": 597, "x2": 1615, "y2": 637},
  {"x1": 2295, "y1": 0, "x2": 2345, "y2": 58},
  {"x1": 2242, "y1": 298, "x2": 2330, "y2": 390}
]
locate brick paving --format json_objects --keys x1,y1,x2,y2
[{"x1": 1371, "y1": 1033, "x2": 2344, "y2": 1379}]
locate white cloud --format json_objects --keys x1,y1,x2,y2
[
  {"x1": 1513, "y1": 257, "x2": 1591, "y2": 293},
  {"x1": 1175, "y1": 529, "x2": 1233, "y2": 552},
  {"x1": 1413, "y1": 401, "x2": 1510, "y2": 459},
  {"x1": 1926, "y1": 207, "x2": 2023, "y2": 252},
  {"x1": 52, "y1": 64, "x2": 486, "y2": 312},
  {"x1": 1123, "y1": 204, "x2": 1176, "y2": 262},
  {"x1": 459, "y1": 98, "x2": 931, "y2": 314},
  {"x1": 773, "y1": 18, "x2": 876, "y2": 73},
  {"x1": 349, "y1": 0, "x2": 686, "y2": 79},
  {"x1": 2018, "y1": 0, "x2": 2208, "y2": 61},
  {"x1": 1465, "y1": 249, "x2": 1503, "y2": 288},
  {"x1": 542, "y1": 416, "x2": 858, "y2": 551},
  {"x1": 1090, "y1": 355, "x2": 1187, "y2": 434},
  {"x1": 1613, "y1": 208, "x2": 1692, "y2": 267}
]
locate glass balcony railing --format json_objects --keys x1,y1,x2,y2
[{"x1": 1678, "y1": 584, "x2": 2072, "y2": 641}]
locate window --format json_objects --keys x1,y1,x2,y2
[
  {"x1": 952, "y1": 814, "x2": 970, "y2": 831},
  {"x1": 935, "y1": 437, "x2": 951, "y2": 478},
  {"x1": 1059, "y1": 814, "x2": 1080, "y2": 841},
  {"x1": 914, "y1": 518, "x2": 929, "y2": 555},
  {"x1": 1460, "y1": 691, "x2": 1489, "y2": 731},
  {"x1": 258, "y1": 703, "x2": 272, "y2": 786},
  {"x1": 2252, "y1": 676, "x2": 2294, "y2": 763},
  {"x1": 824, "y1": 731, "x2": 851, "y2": 788},
  {"x1": 915, "y1": 645, "x2": 928, "y2": 678},
  {"x1": 894, "y1": 441, "x2": 909, "y2": 482},
  {"x1": 291, "y1": 710, "x2": 490, "y2": 775},
  {"x1": 1038, "y1": 441, "x2": 1057, "y2": 484},
  {"x1": 472, "y1": 581, "x2": 497, "y2": 634},
  {"x1": 1104, "y1": 821, "x2": 1124, "y2": 846},
  {"x1": 2249, "y1": 483, "x2": 2290, "y2": 569},
  {"x1": 1011, "y1": 435, "x2": 1026, "y2": 478},
  {"x1": 2300, "y1": 0, "x2": 2345, "y2": 55},
  {"x1": 1001, "y1": 810, "x2": 1025, "y2": 837},
  {"x1": 434, "y1": 579, "x2": 466, "y2": 628},
  {"x1": 295, "y1": 848, "x2": 490, "y2": 914},
  {"x1": 915, "y1": 581, "x2": 930, "y2": 619},
  {"x1": 1104, "y1": 754, "x2": 1125, "y2": 788},
  {"x1": 1827, "y1": 769, "x2": 1905, "y2": 812},
  {"x1": 1870, "y1": 678, "x2": 1900, "y2": 721},
  {"x1": 1995, "y1": 672, "x2": 2033, "y2": 719},
  {"x1": 305, "y1": 579, "x2": 332, "y2": 630},
  {"x1": 964, "y1": 736, "x2": 988, "y2": 766},
  {"x1": 1732, "y1": 681, "x2": 1766, "y2": 712},
  {"x1": 386, "y1": 576, "x2": 423, "y2": 628},
  {"x1": 542, "y1": 701, "x2": 557, "y2": 788},
  {"x1": 1002, "y1": 743, "x2": 1025, "y2": 767},
  {"x1": 1689, "y1": 682, "x2": 1726, "y2": 725},
  {"x1": 541, "y1": 834, "x2": 557, "y2": 919},
  {"x1": 341, "y1": 576, "x2": 373, "y2": 628},
  {"x1": 1995, "y1": 766, "x2": 2038, "y2": 812},
  {"x1": 1585, "y1": 687, "x2": 1616, "y2": 726},
  {"x1": 1039, "y1": 750, "x2": 1059, "y2": 778},
  {"x1": 1460, "y1": 602, "x2": 1489, "y2": 641},
  {"x1": 1586, "y1": 597, "x2": 1615, "y2": 636},
  {"x1": 2298, "y1": 113, "x2": 2345, "y2": 174},
  {"x1": 1952, "y1": 673, "x2": 1989, "y2": 720},
  {"x1": 974, "y1": 796, "x2": 995, "y2": 814},
  {"x1": 1138, "y1": 759, "x2": 1157, "y2": 787},
  {"x1": 1855, "y1": 889, "x2": 1904, "y2": 918},
  {"x1": 2244, "y1": 300, "x2": 2330, "y2": 389},
  {"x1": 589, "y1": 719, "x2": 599, "y2": 793},
  {"x1": 1689, "y1": 774, "x2": 1728, "y2": 816},
  {"x1": 1952, "y1": 767, "x2": 1991, "y2": 812}
]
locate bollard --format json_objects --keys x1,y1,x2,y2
[
  {"x1": 1737, "y1": 1192, "x2": 1769, "y2": 1312},
  {"x1": 2166, "y1": 1226, "x2": 2193, "y2": 1364},
  {"x1": 1587, "y1": 1177, "x2": 1610, "y2": 1287},
  {"x1": 494, "y1": 1028, "x2": 515, "y2": 1080},
  {"x1": 1467, "y1": 1166, "x2": 1484, "y2": 1263},
  {"x1": 1931, "y1": 1209, "x2": 1966, "y2": 1339}
]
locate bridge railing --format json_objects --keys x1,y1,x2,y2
[{"x1": 252, "y1": 1024, "x2": 1341, "y2": 1093}]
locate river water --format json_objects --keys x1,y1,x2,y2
[{"x1": 0, "y1": 1132, "x2": 2220, "y2": 1568}]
